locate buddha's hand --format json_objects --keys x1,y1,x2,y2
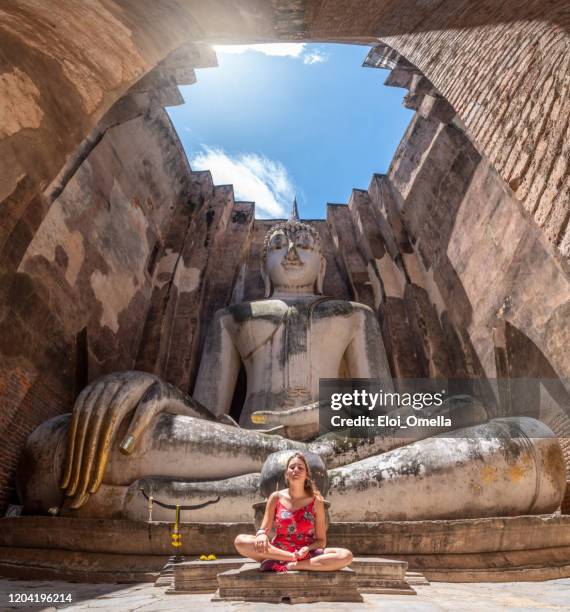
[
  {"x1": 251, "y1": 401, "x2": 320, "y2": 440},
  {"x1": 60, "y1": 370, "x2": 216, "y2": 509}
]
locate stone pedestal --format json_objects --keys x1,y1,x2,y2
[
  {"x1": 167, "y1": 558, "x2": 255, "y2": 593},
  {"x1": 352, "y1": 557, "x2": 416, "y2": 594},
  {"x1": 214, "y1": 564, "x2": 363, "y2": 604},
  {"x1": 168, "y1": 556, "x2": 418, "y2": 598},
  {"x1": 154, "y1": 555, "x2": 185, "y2": 588}
]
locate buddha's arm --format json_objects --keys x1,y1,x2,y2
[
  {"x1": 343, "y1": 307, "x2": 393, "y2": 382},
  {"x1": 192, "y1": 310, "x2": 240, "y2": 417}
]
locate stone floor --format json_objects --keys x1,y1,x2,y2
[{"x1": 1, "y1": 578, "x2": 569, "y2": 611}]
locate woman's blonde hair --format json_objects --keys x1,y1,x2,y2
[{"x1": 285, "y1": 452, "x2": 323, "y2": 501}]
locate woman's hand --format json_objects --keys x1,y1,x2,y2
[
  {"x1": 255, "y1": 533, "x2": 269, "y2": 554},
  {"x1": 295, "y1": 546, "x2": 311, "y2": 560}
]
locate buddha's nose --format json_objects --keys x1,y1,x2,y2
[{"x1": 285, "y1": 241, "x2": 300, "y2": 261}]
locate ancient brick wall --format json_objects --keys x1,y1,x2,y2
[
  {"x1": 385, "y1": 105, "x2": 570, "y2": 386},
  {"x1": 380, "y1": 8, "x2": 570, "y2": 258}
]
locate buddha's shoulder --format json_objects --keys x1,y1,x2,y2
[
  {"x1": 312, "y1": 298, "x2": 374, "y2": 320},
  {"x1": 219, "y1": 300, "x2": 289, "y2": 323}
]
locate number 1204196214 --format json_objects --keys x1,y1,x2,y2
[{"x1": 8, "y1": 592, "x2": 73, "y2": 604}]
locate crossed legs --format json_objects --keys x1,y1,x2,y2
[
  {"x1": 234, "y1": 534, "x2": 353, "y2": 571},
  {"x1": 287, "y1": 547, "x2": 353, "y2": 571},
  {"x1": 234, "y1": 534, "x2": 296, "y2": 562}
]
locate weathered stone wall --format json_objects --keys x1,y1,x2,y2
[
  {"x1": 135, "y1": 183, "x2": 256, "y2": 394},
  {"x1": 381, "y1": 81, "x2": 570, "y2": 386},
  {"x1": 0, "y1": 106, "x2": 201, "y2": 510}
]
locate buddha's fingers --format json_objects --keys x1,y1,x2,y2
[
  {"x1": 60, "y1": 384, "x2": 93, "y2": 489},
  {"x1": 89, "y1": 373, "x2": 157, "y2": 494},
  {"x1": 115, "y1": 381, "x2": 162, "y2": 456},
  {"x1": 71, "y1": 380, "x2": 123, "y2": 505},
  {"x1": 66, "y1": 382, "x2": 106, "y2": 497},
  {"x1": 251, "y1": 402, "x2": 320, "y2": 428},
  {"x1": 159, "y1": 381, "x2": 217, "y2": 421},
  {"x1": 117, "y1": 381, "x2": 217, "y2": 457}
]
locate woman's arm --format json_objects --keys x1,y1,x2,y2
[
  {"x1": 255, "y1": 492, "x2": 278, "y2": 553},
  {"x1": 310, "y1": 497, "x2": 327, "y2": 550},
  {"x1": 260, "y1": 492, "x2": 278, "y2": 534}
]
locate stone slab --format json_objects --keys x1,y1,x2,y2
[
  {"x1": 358, "y1": 583, "x2": 417, "y2": 595},
  {"x1": 407, "y1": 571, "x2": 431, "y2": 585},
  {"x1": 351, "y1": 556, "x2": 408, "y2": 579},
  {"x1": 214, "y1": 564, "x2": 363, "y2": 604},
  {"x1": 169, "y1": 556, "x2": 416, "y2": 595},
  {"x1": 170, "y1": 558, "x2": 255, "y2": 593}
]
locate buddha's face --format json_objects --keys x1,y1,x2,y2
[{"x1": 265, "y1": 228, "x2": 321, "y2": 291}]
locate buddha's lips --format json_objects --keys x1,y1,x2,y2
[{"x1": 282, "y1": 261, "x2": 303, "y2": 268}]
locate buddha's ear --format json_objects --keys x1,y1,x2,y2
[
  {"x1": 316, "y1": 254, "x2": 326, "y2": 295},
  {"x1": 261, "y1": 264, "x2": 272, "y2": 298}
]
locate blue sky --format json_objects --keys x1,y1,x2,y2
[{"x1": 167, "y1": 43, "x2": 413, "y2": 219}]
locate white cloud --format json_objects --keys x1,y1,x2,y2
[
  {"x1": 214, "y1": 43, "x2": 328, "y2": 65},
  {"x1": 190, "y1": 147, "x2": 294, "y2": 218},
  {"x1": 303, "y1": 51, "x2": 328, "y2": 65}
]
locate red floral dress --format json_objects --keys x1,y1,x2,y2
[{"x1": 271, "y1": 497, "x2": 323, "y2": 556}]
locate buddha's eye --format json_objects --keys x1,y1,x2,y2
[
  {"x1": 296, "y1": 234, "x2": 314, "y2": 250},
  {"x1": 269, "y1": 234, "x2": 287, "y2": 250}
]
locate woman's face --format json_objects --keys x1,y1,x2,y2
[{"x1": 286, "y1": 457, "x2": 307, "y2": 483}]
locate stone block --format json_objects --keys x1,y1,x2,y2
[
  {"x1": 214, "y1": 564, "x2": 363, "y2": 604},
  {"x1": 351, "y1": 556, "x2": 407, "y2": 580},
  {"x1": 351, "y1": 556, "x2": 416, "y2": 595},
  {"x1": 170, "y1": 558, "x2": 255, "y2": 593}
]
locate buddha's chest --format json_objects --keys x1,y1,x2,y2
[{"x1": 229, "y1": 299, "x2": 354, "y2": 371}]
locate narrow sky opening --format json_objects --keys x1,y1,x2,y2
[{"x1": 167, "y1": 43, "x2": 413, "y2": 219}]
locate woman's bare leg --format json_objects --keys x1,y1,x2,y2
[
  {"x1": 287, "y1": 547, "x2": 353, "y2": 571},
  {"x1": 234, "y1": 534, "x2": 297, "y2": 562}
]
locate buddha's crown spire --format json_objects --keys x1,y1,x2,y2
[{"x1": 289, "y1": 197, "x2": 300, "y2": 222}]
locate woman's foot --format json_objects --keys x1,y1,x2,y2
[{"x1": 259, "y1": 559, "x2": 288, "y2": 573}]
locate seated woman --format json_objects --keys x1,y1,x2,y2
[{"x1": 234, "y1": 452, "x2": 353, "y2": 572}]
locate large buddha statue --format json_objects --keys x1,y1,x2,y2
[{"x1": 17, "y1": 207, "x2": 566, "y2": 522}]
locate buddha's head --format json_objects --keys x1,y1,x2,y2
[{"x1": 261, "y1": 219, "x2": 326, "y2": 297}]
